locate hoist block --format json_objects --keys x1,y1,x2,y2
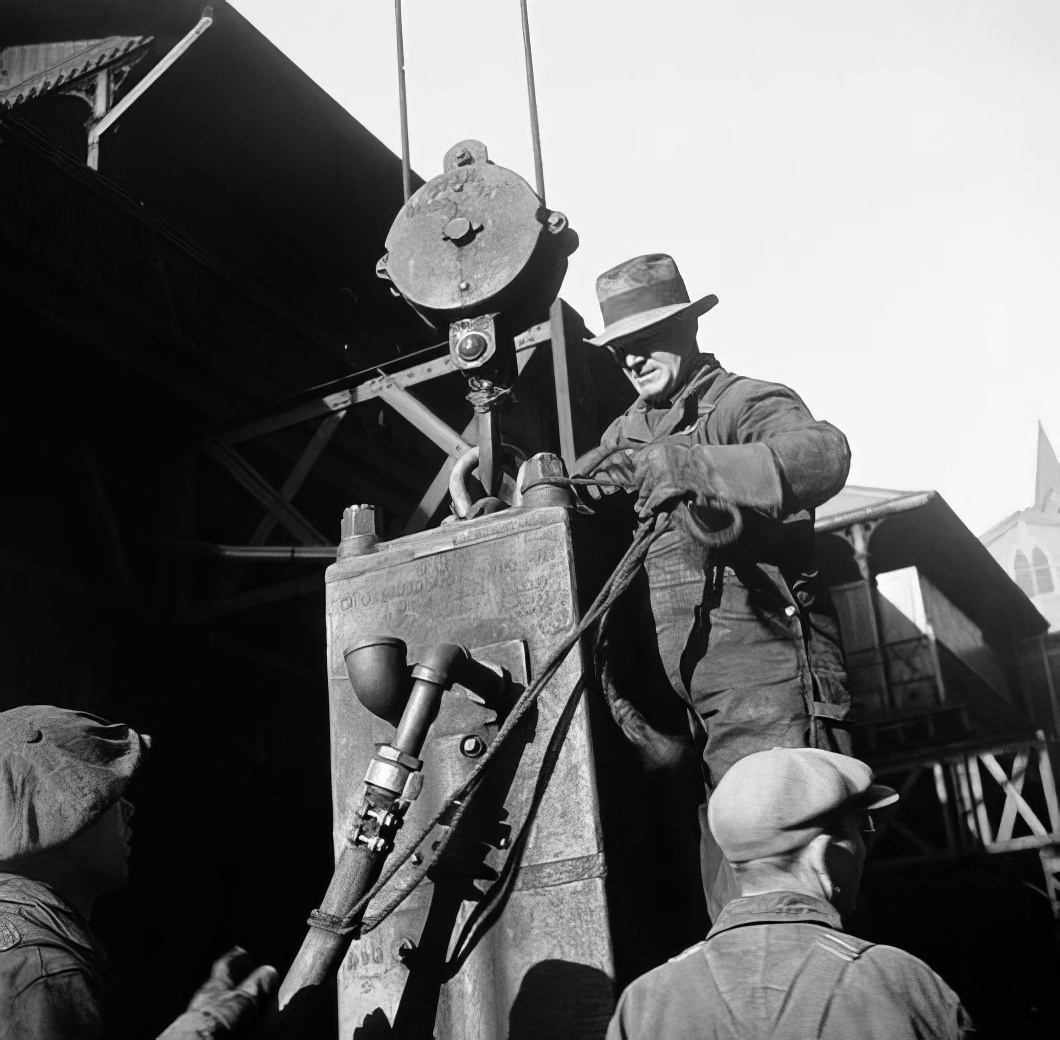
[
  {"x1": 378, "y1": 139, "x2": 577, "y2": 330},
  {"x1": 325, "y1": 505, "x2": 618, "y2": 1039}
]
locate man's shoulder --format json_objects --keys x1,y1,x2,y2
[
  {"x1": 856, "y1": 941, "x2": 961, "y2": 990},
  {"x1": 622, "y1": 939, "x2": 708, "y2": 988},
  {"x1": 0, "y1": 910, "x2": 100, "y2": 983},
  {"x1": 0, "y1": 893, "x2": 107, "y2": 994}
]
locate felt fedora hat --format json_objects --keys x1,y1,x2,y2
[{"x1": 586, "y1": 253, "x2": 718, "y2": 347}]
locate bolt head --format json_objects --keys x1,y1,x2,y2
[
  {"x1": 458, "y1": 280, "x2": 471, "y2": 292},
  {"x1": 460, "y1": 734, "x2": 486, "y2": 758},
  {"x1": 443, "y1": 216, "x2": 473, "y2": 242}
]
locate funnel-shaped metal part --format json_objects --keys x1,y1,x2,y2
[{"x1": 343, "y1": 636, "x2": 410, "y2": 727}]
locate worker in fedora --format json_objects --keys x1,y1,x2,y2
[
  {"x1": 607, "y1": 748, "x2": 973, "y2": 1039},
  {"x1": 577, "y1": 254, "x2": 852, "y2": 918},
  {"x1": 0, "y1": 704, "x2": 276, "y2": 1038}
]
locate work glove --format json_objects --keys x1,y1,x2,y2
[
  {"x1": 632, "y1": 440, "x2": 713, "y2": 518},
  {"x1": 157, "y1": 947, "x2": 278, "y2": 1039},
  {"x1": 573, "y1": 442, "x2": 637, "y2": 500},
  {"x1": 607, "y1": 692, "x2": 699, "y2": 775}
]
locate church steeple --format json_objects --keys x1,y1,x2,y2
[{"x1": 1036, "y1": 423, "x2": 1060, "y2": 514}]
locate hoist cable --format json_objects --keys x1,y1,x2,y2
[
  {"x1": 394, "y1": 0, "x2": 412, "y2": 202},
  {"x1": 519, "y1": 0, "x2": 546, "y2": 203}
]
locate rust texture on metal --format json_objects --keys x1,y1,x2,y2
[
  {"x1": 324, "y1": 507, "x2": 614, "y2": 1038},
  {"x1": 380, "y1": 143, "x2": 576, "y2": 330}
]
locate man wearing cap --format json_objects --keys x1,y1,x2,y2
[
  {"x1": 0, "y1": 704, "x2": 276, "y2": 1039},
  {"x1": 607, "y1": 748, "x2": 974, "y2": 1039},
  {"x1": 577, "y1": 254, "x2": 852, "y2": 915}
]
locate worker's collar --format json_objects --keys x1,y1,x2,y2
[{"x1": 707, "y1": 890, "x2": 842, "y2": 939}]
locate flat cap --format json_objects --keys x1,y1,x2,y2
[
  {"x1": 0, "y1": 705, "x2": 149, "y2": 866},
  {"x1": 708, "y1": 747, "x2": 897, "y2": 863}
]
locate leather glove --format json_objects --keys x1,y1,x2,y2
[
  {"x1": 632, "y1": 441, "x2": 709, "y2": 518},
  {"x1": 158, "y1": 947, "x2": 278, "y2": 1039},
  {"x1": 573, "y1": 443, "x2": 637, "y2": 501}
]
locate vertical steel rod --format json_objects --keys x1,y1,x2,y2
[
  {"x1": 519, "y1": 0, "x2": 546, "y2": 204},
  {"x1": 394, "y1": 0, "x2": 412, "y2": 203}
]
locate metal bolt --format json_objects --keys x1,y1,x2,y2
[
  {"x1": 460, "y1": 735, "x2": 486, "y2": 758},
  {"x1": 443, "y1": 216, "x2": 473, "y2": 243},
  {"x1": 458, "y1": 280, "x2": 471, "y2": 292},
  {"x1": 411, "y1": 851, "x2": 423, "y2": 865},
  {"x1": 453, "y1": 147, "x2": 471, "y2": 165},
  {"x1": 784, "y1": 605, "x2": 797, "y2": 618},
  {"x1": 497, "y1": 834, "x2": 510, "y2": 849}
]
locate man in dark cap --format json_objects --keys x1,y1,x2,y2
[
  {"x1": 577, "y1": 254, "x2": 852, "y2": 916},
  {"x1": 0, "y1": 704, "x2": 276, "y2": 1038},
  {"x1": 607, "y1": 748, "x2": 974, "y2": 1039}
]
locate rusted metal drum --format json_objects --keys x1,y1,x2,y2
[{"x1": 379, "y1": 140, "x2": 577, "y2": 329}]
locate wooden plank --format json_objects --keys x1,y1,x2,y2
[
  {"x1": 966, "y1": 755, "x2": 994, "y2": 844},
  {"x1": 980, "y1": 751, "x2": 1049, "y2": 838},
  {"x1": 952, "y1": 760, "x2": 978, "y2": 851},
  {"x1": 1037, "y1": 731, "x2": 1060, "y2": 832},
  {"x1": 995, "y1": 750, "x2": 1029, "y2": 842}
]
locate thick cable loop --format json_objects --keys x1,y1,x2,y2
[
  {"x1": 345, "y1": 445, "x2": 742, "y2": 933},
  {"x1": 345, "y1": 510, "x2": 669, "y2": 934}
]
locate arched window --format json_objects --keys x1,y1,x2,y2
[
  {"x1": 1014, "y1": 551, "x2": 1035, "y2": 596},
  {"x1": 1032, "y1": 546, "x2": 1054, "y2": 594}
]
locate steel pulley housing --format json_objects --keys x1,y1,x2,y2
[{"x1": 378, "y1": 140, "x2": 577, "y2": 329}]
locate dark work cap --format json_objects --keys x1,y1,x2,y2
[
  {"x1": 708, "y1": 747, "x2": 898, "y2": 864},
  {"x1": 0, "y1": 705, "x2": 149, "y2": 866}
]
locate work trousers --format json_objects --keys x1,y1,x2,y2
[{"x1": 643, "y1": 531, "x2": 851, "y2": 918}]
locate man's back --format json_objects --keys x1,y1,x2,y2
[{"x1": 608, "y1": 893, "x2": 973, "y2": 1040}]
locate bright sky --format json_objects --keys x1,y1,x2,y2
[{"x1": 232, "y1": 0, "x2": 1059, "y2": 537}]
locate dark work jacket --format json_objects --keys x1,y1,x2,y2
[
  {"x1": 0, "y1": 873, "x2": 115, "y2": 1040},
  {"x1": 607, "y1": 891, "x2": 974, "y2": 1040},
  {"x1": 590, "y1": 358, "x2": 852, "y2": 781}
]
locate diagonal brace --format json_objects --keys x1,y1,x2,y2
[
  {"x1": 250, "y1": 410, "x2": 347, "y2": 546},
  {"x1": 204, "y1": 440, "x2": 328, "y2": 546}
]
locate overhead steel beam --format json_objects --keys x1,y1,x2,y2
[
  {"x1": 249, "y1": 410, "x2": 347, "y2": 546},
  {"x1": 377, "y1": 382, "x2": 472, "y2": 458},
  {"x1": 215, "y1": 327, "x2": 550, "y2": 445},
  {"x1": 203, "y1": 441, "x2": 328, "y2": 545}
]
